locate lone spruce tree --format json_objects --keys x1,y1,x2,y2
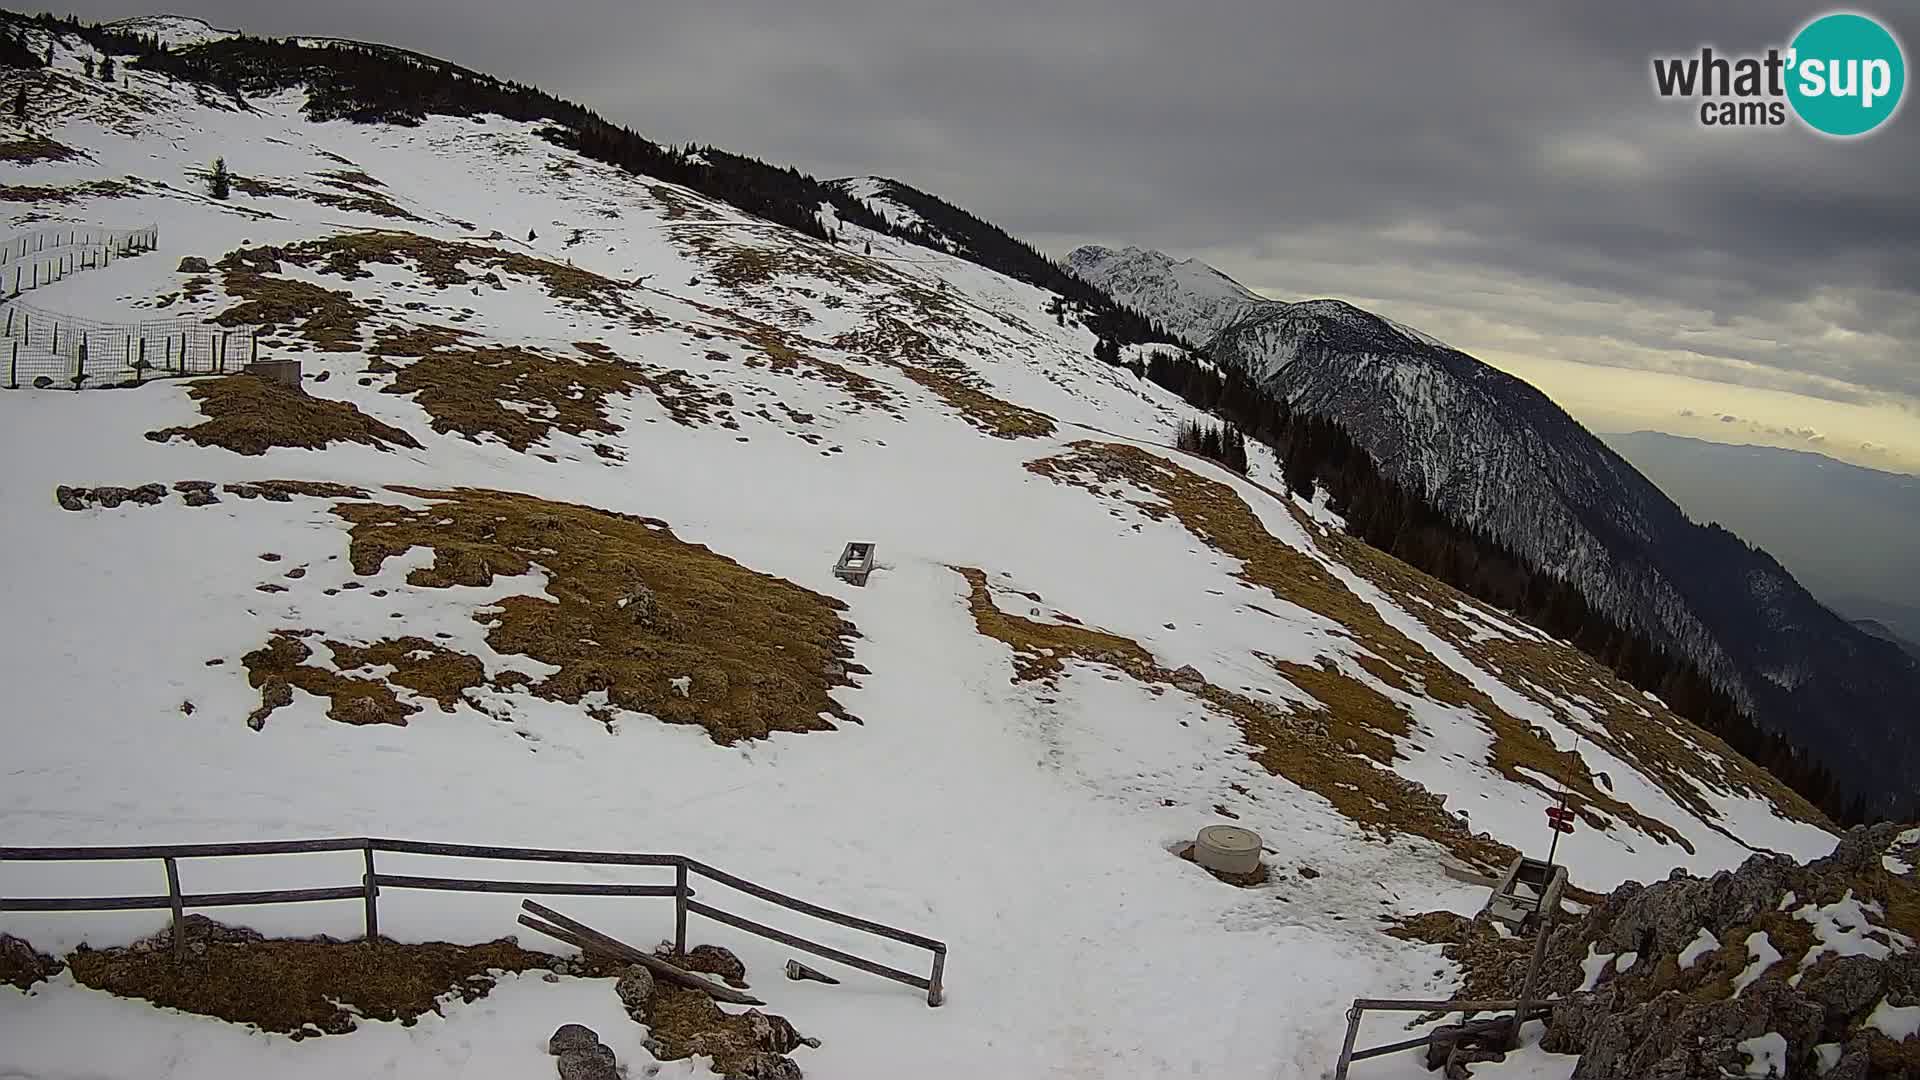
[{"x1": 208, "y1": 157, "x2": 231, "y2": 200}]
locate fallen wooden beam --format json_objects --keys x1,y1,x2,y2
[{"x1": 519, "y1": 900, "x2": 765, "y2": 1006}]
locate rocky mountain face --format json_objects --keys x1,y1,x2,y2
[{"x1": 1070, "y1": 244, "x2": 1920, "y2": 818}]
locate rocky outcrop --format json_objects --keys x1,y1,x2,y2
[{"x1": 1521, "y1": 824, "x2": 1920, "y2": 1079}]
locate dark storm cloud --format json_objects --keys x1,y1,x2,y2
[{"x1": 61, "y1": 0, "x2": 1920, "y2": 407}]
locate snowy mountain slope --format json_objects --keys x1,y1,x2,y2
[
  {"x1": 1068, "y1": 243, "x2": 1267, "y2": 345},
  {"x1": 1070, "y1": 244, "x2": 1920, "y2": 819},
  {"x1": 102, "y1": 13, "x2": 237, "y2": 47},
  {"x1": 0, "y1": 21, "x2": 1843, "y2": 1080}
]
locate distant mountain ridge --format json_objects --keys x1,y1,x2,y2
[{"x1": 1071, "y1": 243, "x2": 1920, "y2": 817}]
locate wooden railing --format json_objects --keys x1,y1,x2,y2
[{"x1": 0, "y1": 837, "x2": 947, "y2": 1005}]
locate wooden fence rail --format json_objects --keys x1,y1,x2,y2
[{"x1": 0, "y1": 837, "x2": 947, "y2": 1005}]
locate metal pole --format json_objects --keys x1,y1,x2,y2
[
  {"x1": 674, "y1": 861, "x2": 688, "y2": 955},
  {"x1": 362, "y1": 841, "x2": 379, "y2": 943},
  {"x1": 1333, "y1": 1001, "x2": 1365, "y2": 1080},
  {"x1": 164, "y1": 857, "x2": 187, "y2": 963}
]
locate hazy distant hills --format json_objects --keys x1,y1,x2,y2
[{"x1": 1604, "y1": 431, "x2": 1920, "y2": 648}]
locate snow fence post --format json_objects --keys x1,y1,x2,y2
[
  {"x1": 362, "y1": 841, "x2": 379, "y2": 945},
  {"x1": 927, "y1": 946, "x2": 946, "y2": 1007},
  {"x1": 8, "y1": 341, "x2": 16, "y2": 389},
  {"x1": 674, "y1": 860, "x2": 689, "y2": 955},
  {"x1": 163, "y1": 857, "x2": 187, "y2": 964},
  {"x1": 1332, "y1": 1001, "x2": 1363, "y2": 1080},
  {"x1": 250, "y1": 330, "x2": 259, "y2": 364}
]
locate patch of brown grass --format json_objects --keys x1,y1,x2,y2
[
  {"x1": 954, "y1": 564, "x2": 1516, "y2": 872},
  {"x1": 1387, "y1": 911, "x2": 1529, "y2": 1002},
  {"x1": 242, "y1": 631, "x2": 418, "y2": 729},
  {"x1": 1022, "y1": 442, "x2": 1693, "y2": 861},
  {"x1": 335, "y1": 487, "x2": 861, "y2": 743},
  {"x1": 284, "y1": 231, "x2": 631, "y2": 315},
  {"x1": 835, "y1": 316, "x2": 1054, "y2": 438},
  {"x1": 145, "y1": 374, "x2": 422, "y2": 456},
  {"x1": 1320, "y1": 530, "x2": 1829, "y2": 830},
  {"x1": 370, "y1": 325, "x2": 647, "y2": 452},
  {"x1": 0, "y1": 934, "x2": 64, "y2": 990},
  {"x1": 215, "y1": 246, "x2": 371, "y2": 352},
  {"x1": 573, "y1": 340, "x2": 736, "y2": 428},
  {"x1": 327, "y1": 637, "x2": 487, "y2": 712},
  {"x1": 66, "y1": 917, "x2": 550, "y2": 1036},
  {"x1": 230, "y1": 174, "x2": 422, "y2": 222},
  {"x1": 644, "y1": 984, "x2": 813, "y2": 1072},
  {"x1": 0, "y1": 136, "x2": 81, "y2": 163},
  {"x1": 0, "y1": 179, "x2": 130, "y2": 202}
]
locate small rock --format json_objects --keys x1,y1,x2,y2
[
  {"x1": 93, "y1": 486, "x2": 131, "y2": 509},
  {"x1": 555, "y1": 1045, "x2": 618, "y2": 1080},
  {"x1": 182, "y1": 490, "x2": 221, "y2": 507},
  {"x1": 32, "y1": 375, "x2": 52, "y2": 389},
  {"x1": 259, "y1": 553, "x2": 282, "y2": 562},
  {"x1": 286, "y1": 566, "x2": 307, "y2": 579},
  {"x1": 615, "y1": 965, "x2": 656, "y2": 1014},
  {"x1": 547, "y1": 1023, "x2": 601, "y2": 1055},
  {"x1": 543, "y1": 972, "x2": 560, "y2": 983},
  {"x1": 55, "y1": 485, "x2": 88, "y2": 511},
  {"x1": 725, "y1": 1052, "x2": 805, "y2": 1080},
  {"x1": 1169, "y1": 664, "x2": 1205, "y2": 692},
  {"x1": 130, "y1": 483, "x2": 168, "y2": 505},
  {"x1": 260, "y1": 679, "x2": 293, "y2": 711},
  {"x1": 173, "y1": 480, "x2": 216, "y2": 493},
  {"x1": 176, "y1": 256, "x2": 210, "y2": 273},
  {"x1": 687, "y1": 943, "x2": 747, "y2": 985}
]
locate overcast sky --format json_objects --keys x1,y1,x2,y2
[{"x1": 66, "y1": 0, "x2": 1920, "y2": 471}]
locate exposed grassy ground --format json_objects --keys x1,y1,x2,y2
[
  {"x1": 0, "y1": 135, "x2": 80, "y2": 162},
  {"x1": 243, "y1": 630, "x2": 422, "y2": 729},
  {"x1": 230, "y1": 174, "x2": 423, "y2": 222},
  {"x1": 836, "y1": 315, "x2": 1055, "y2": 438},
  {"x1": 66, "y1": 917, "x2": 550, "y2": 1036},
  {"x1": 1022, "y1": 441, "x2": 1700, "y2": 861},
  {"x1": 332, "y1": 487, "x2": 862, "y2": 743},
  {"x1": 1319, "y1": 527, "x2": 1829, "y2": 829},
  {"x1": 954, "y1": 564, "x2": 1517, "y2": 872},
  {"x1": 0, "y1": 178, "x2": 130, "y2": 202},
  {"x1": 145, "y1": 374, "x2": 422, "y2": 456},
  {"x1": 215, "y1": 246, "x2": 371, "y2": 352}
]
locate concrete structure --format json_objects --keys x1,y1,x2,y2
[
  {"x1": 1193, "y1": 824, "x2": 1262, "y2": 876},
  {"x1": 833, "y1": 542, "x2": 876, "y2": 586},
  {"x1": 243, "y1": 358, "x2": 303, "y2": 392}
]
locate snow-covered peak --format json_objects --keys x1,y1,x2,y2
[
  {"x1": 101, "y1": 14, "x2": 237, "y2": 47},
  {"x1": 1068, "y1": 243, "x2": 1265, "y2": 345}
]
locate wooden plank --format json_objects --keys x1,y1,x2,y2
[
  {"x1": 685, "y1": 899, "x2": 930, "y2": 992},
  {"x1": 0, "y1": 838, "x2": 368, "y2": 861},
  {"x1": 1, "y1": 885, "x2": 364, "y2": 912},
  {"x1": 376, "y1": 874, "x2": 680, "y2": 898},
  {"x1": 682, "y1": 859, "x2": 946, "y2": 953},
  {"x1": 164, "y1": 857, "x2": 186, "y2": 964},
  {"x1": 371, "y1": 839, "x2": 681, "y2": 867},
  {"x1": 183, "y1": 886, "x2": 365, "y2": 908},
  {"x1": 519, "y1": 901, "x2": 765, "y2": 1006}
]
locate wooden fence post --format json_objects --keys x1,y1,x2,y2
[
  {"x1": 674, "y1": 861, "x2": 688, "y2": 955},
  {"x1": 163, "y1": 856, "x2": 186, "y2": 964},
  {"x1": 928, "y1": 947, "x2": 946, "y2": 1006},
  {"x1": 8, "y1": 341, "x2": 16, "y2": 390},
  {"x1": 362, "y1": 842, "x2": 379, "y2": 944},
  {"x1": 250, "y1": 330, "x2": 259, "y2": 364}
]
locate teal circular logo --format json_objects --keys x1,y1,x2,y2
[{"x1": 1788, "y1": 12, "x2": 1906, "y2": 136}]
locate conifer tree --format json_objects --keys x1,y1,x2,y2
[
  {"x1": 208, "y1": 156, "x2": 230, "y2": 200},
  {"x1": 83, "y1": 53, "x2": 93, "y2": 77},
  {"x1": 12, "y1": 86, "x2": 24, "y2": 122},
  {"x1": 99, "y1": 53, "x2": 114, "y2": 80}
]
